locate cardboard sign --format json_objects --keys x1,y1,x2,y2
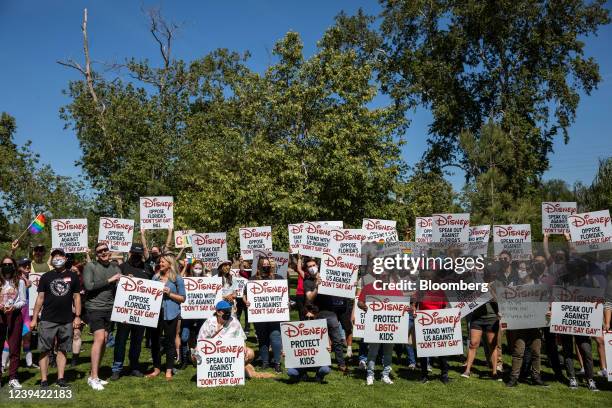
[
  {"x1": 51, "y1": 218, "x2": 88, "y2": 253},
  {"x1": 181, "y1": 277, "x2": 223, "y2": 320},
  {"x1": 111, "y1": 276, "x2": 164, "y2": 328},
  {"x1": 300, "y1": 222, "x2": 334, "y2": 257},
  {"x1": 605, "y1": 332, "x2": 612, "y2": 382},
  {"x1": 318, "y1": 252, "x2": 360, "y2": 299},
  {"x1": 288, "y1": 223, "x2": 305, "y2": 254},
  {"x1": 415, "y1": 217, "x2": 432, "y2": 243},
  {"x1": 432, "y1": 213, "x2": 470, "y2": 243},
  {"x1": 542, "y1": 202, "x2": 577, "y2": 234},
  {"x1": 139, "y1": 196, "x2": 173, "y2": 230},
  {"x1": 362, "y1": 218, "x2": 398, "y2": 242},
  {"x1": 469, "y1": 225, "x2": 490, "y2": 242},
  {"x1": 551, "y1": 285, "x2": 605, "y2": 304},
  {"x1": 28, "y1": 273, "x2": 43, "y2": 315},
  {"x1": 252, "y1": 250, "x2": 289, "y2": 278},
  {"x1": 495, "y1": 284, "x2": 550, "y2": 330},
  {"x1": 174, "y1": 229, "x2": 196, "y2": 248},
  {"x1": 329, "y1": 228, "x2": 366, "y2": 264},
  {"x1": 363, "y1": 296, "x2": 410, "y2": 343},
  {"x1": 229, "y1": 269, "x2": 249, "y2": 298},
  {"x1": 415, "y1": 308, "x2": 463, "y2": 357},
  {"x1": 352, "y1": 298, "x2": 367, "y2": 339},
  {"x1": 493, "y1": 224, "x2": 532, "y2": 260},
  {"x1": 239, "y1": 226, "x2": 273, "y2": 260},
  {"x1": 246, "y1": 280, "x2": 290, "y2": 323},
  {"x1": 448, "y1": 289, "x2": 492, "y2": 318},
  {"x1": 568, "y1": 210, "x2": 612, "y2": 253},
  {"x1": 191, "y1": 233, "x2": 228, "y2": 270},
  {"x1": 97, "y1": 217, "x2": 134, "y2": 252},
  {"x1": 196, "y1": 338, "x2": 245, "y2": 388},
  {"x1": 281, "y1": 319, "x2": 331, "y2": 369},
  {"x1": 550, "y1": 302, "x2": 603, "y2": 337}
]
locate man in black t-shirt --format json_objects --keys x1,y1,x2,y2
[
  {"x1": 30, "y1": 248, "x2": 81, "y2": 389},
  {"x1": 110, "y1": 244, "x2": 152, "y2": 380}
]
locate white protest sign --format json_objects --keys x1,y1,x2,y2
[
  {"x1": 97, "y1": 217, "x2": 134, "y2": 252},
  {"x1": 316, "y1": 221, "x2": 343, "y2": 227},
  {"x1": 551, "y1": 285, "x2": 606, "y2": 304},
  {"x1": 239, "y1": 226, "x2": 272, "y2": 260},
  {"x1": 415, "y1": 308, "x2": 463, "y2": 358},
  {"x1": 495, "y1": 284, "x2": 550, "y2": 330},
  {"x1": 196, "y1": 338, "x2": 245, "y2": 388},
  {"x1": 329, "y1": 228, "x2": 366, "y2": 264},
  {"x1": 318, "y1": 252, "x2": 360, "y2": 299},
  {"x1": 111, "y1": 276, "x2": 164, "y2": 328},
  {"x1": 139, "y1": 196, "x2": 174, "y2": 230},
  {"x1": 246, "y1": 280, "x2": 290, "y2": 323},
  {"x1": 362, "y1": 219, "x2": 398, "y2": 242},
  {"x1": 448, "y1": 289, "x2": 492, "y2": 318},
  {"x1": 550, "y1": 302, "x2": 603, "y2": 337},
  {"x1": 363, "y1": 296, "x2": 410, "y2": 343},
  {"x1": 605, "y1": 332, "x2": 612, "y2": 382},
  {"x1": 51, "y1": 219, "x2": 88, "y2": 253},
  {"x1": 191, "y1": 233, "x2": 228, "y2": 270},
  {"x1": 252, "y1": 250, "x2": 290, "y2": 278},
  {"x1": 181, "y1": 277, "x2": 223, "y2": 320},
  {"x1": 432, "y1": 213, "x2": 470, "y2": 243},
  {"x1": 493, "y1": 224, "x2": 532, "y2": 260},
  {"x1": 568, "y1": 210, "x2": 612, "y2": 253},
  {"x1": 542, "y1": 202, "x2": 577, "y2": 234},
  {"x1": 352, "y1": 298, "x2": 367, "y2": 339},
  {"x1": 288, "y1": 223, "x2": 305, "y2": 254},
  {"x1": 469, "y1": 225, "x2": 490, "y2": 242},
  {"x1": 174, "y1": 229, "x2": 196, "y2": 248},
  {"x1": 281, "y1": 319, "x2": 331, "y2": 369},
  {"x1": 300, "y1": 222, "x2": 334, "y2": 257},
  {"x1": 28, "y1": 273, "x2": 43, "y2": 315},
  {"x1": 415, "y1": 217, "x2": 432, "y2": 243}
]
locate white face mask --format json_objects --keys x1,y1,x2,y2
[
  {"x1": 307, "y1": 266, "x2": 318, "y2": 275},
  {"x1": 52, "y1": 258, "x2": 66, "y2": 268},
  {"x1": 193, "y1": 267, "x2": 203, "y2": 276},
  {"x1": 518, "y1": 270, "x2": 528, "y2": 279}
]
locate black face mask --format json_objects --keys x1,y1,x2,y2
[
  {"x1": 262, "y1": 266, "x2": 271, "y2": 274},
  {"x1": 1, "y1": 264, "x2": 15, "y2": 277},
  {"x1": 219, "y1": 311, "x2": 231, "y2": 321},
  {"x1": 129, "y1": 255, "x2": 143, "y2": 266},
  {"x1": 533, "y1": 262, "x2": 546, "y2": 275}
]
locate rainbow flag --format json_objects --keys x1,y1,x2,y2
[{"x1": 29, "y1": 214, "x2": 46, "y2": 234}]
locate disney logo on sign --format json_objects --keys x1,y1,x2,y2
[
  {"x1": 502, "y1": 286, "x2": 550, "y2": 302},
  {"x1": 323, "y1": 253, "x2": 359, "y2": 273},
  {"x1": 543, "y1": 203, "x2": 576, "y2": 214},
  {"x1": 30, "y1": 274, "x2": 41, "y2": 287},
  {"x1": 142, "y1": 197, "x2": 173, "y2": 210},
  {"x1": 568, "y1": 214, "x2": 611, "y2": 228},
  {"x1": 470, "y1": 227, "x2": 488, "y2": 236},
  {"x1": 367, "y1": 297, "x2": 411, "y2": 316},
  {"x1": 494, "y1": 226, "x2": 530, "y2": 239},
  {"x1": 283, "y1": 322, "x2": 328, "y2": 340},
  {"x1": 555, "y1": 287, "x2": 605, "y2": 306},
  {"x1": 197, "y1": 339, "x2": 244, "y2": 358},
  {"x1": 434, "y1": 215, "x2": 469, "y2": 227},
  {"x1": 289, "y1": 224, "x2": 304, "y2": 234},
  {"x1": 184, "y1": 278, "x2": 222, "y2": 292},
  {"x1": 53, "y1": 220, "x2": 87, "y2": 233},
  {"x1": 249, "y1": 281, "x2": 288, "y2": 296},
  {"x1": 121, "y1": 276, "x2": 163, "y2": 300},
  {"x1": 192, "y1": 234, "x2": 226, "y2": 247},
  {"x1": 101, "y1": 218, "x2": 133, "y2": 234},
  {"x1": 305, "y1": 222, "x2": 331, "y2": 236},
  {"x1": 364, "y1": 219, "x2": 394, "y2": 231},
  {"x1": 331, "y1": 229, "x2": 366, "y2": 242},
  {"x1": 416, "y1": 217, "x2": 431, "y2": 228},
  {"x1": 416, "y1": 310, "x2": 461, "y2": 329},
  {"x1": 241, "y1": 228, "x2": 271, "y2": 240}
]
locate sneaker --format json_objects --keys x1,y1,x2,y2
[
  {"x1": 382, "y1": 375, "x2": 394, "y2": 385},
  {"x1": 27, "y1": 363, "x2": 40, "y2": 369},
  {"x1": 130, "y1": 369, "x2": 144, "y2": 377},
  {"x1": 110, "y1": 372, "x2": 121, "y2": 381},
  {"x1": 56, "y1": 378, "x2": 70, "y2": 388},
  {"x1": 420, "y1": 376, "x2": 429, "y2": 383},
  {"x1": 358, "y1": 360, "x2": 367, "y2": 371},
  {"x1": 532, "y1": 376, "x2": 549, "y2": 387},
  {"x1": 8, "y1": 379, "x2": 22, "y2": 389},
  {"x1": 492, "y1": 373, "x2": 503, "y2": 382},
  {"x1": 408, "y1": 363, "x2": 416, "y2": 370},
  {"x1": 346, "y1": 348, "x2": 352, "y2": 358},
  {"x1": 577, "y1": 368, "x2": 585, "y2": 376},
  {"x1": 598, "y1": 369, "x2": 607, "y2": 378},
  {"x1": 440, "y1": 375, "x2": 450, "y2": 384},
  {"x1": 366, "y1": 375, "x2": 374, "y2": 385},
  {"x1": 461, "y1": 371, "x2": 470, "y2": 378},
  {"x1": 506, "y1": 377, "x2": 518, "y2": 387},
  {"x1": 40, "y1": 380, "x2": 49, "y2": 389},
  {"x1": 274, "y1": 363, "x2": 282, "y2": 373},
  {"x1": 87, "y1": 377, "x2": 105, "y2": 391},
  {"x1": 587, "y1": 379, "x2": 599, "y2": 392},
  {"x1": 568, "y1": 377, "x2": 578, "y2": 389},
  {"x1": 99, "y1": 379, "x2": 109, "y2": 385},
  {"x1": 427, "y1": 364, "x2": 432, "y2": 372},
  {"x1": 496, "y1": 364, "x2": 503, "y2": 372}
]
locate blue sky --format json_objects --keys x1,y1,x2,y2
[{"x1": 1, "y1": 0, "x2": 610, "y2": 191}]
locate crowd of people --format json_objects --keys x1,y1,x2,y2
[{"x1": 0, "y1": 228, "x2": 610, "y2": 393}]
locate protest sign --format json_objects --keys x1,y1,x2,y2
[
  {"x1": 229, "y1": 269, "x2": 249, "y2": 298},
  {"x1": 318, "y1": 252, "x2": 360, "y2": 298},
  {"x1": 181, "y1": 277, "x2": 223, "y2": 320},
  {"x1": 239, "y1": 226, "x2": 272, "y2": 260},
  {"x1": 415, "y1": 217, "x2": 432, "y2": 243},
  {"x1": 196, "y1": 338, "x2": 245, "y2": 388},
  {"x1": 97, "y1": 217, "x2": 134, "y2": 252},
  {"x1": 493, "y1": 224, "x2": 532, "y2": 260},
  {"x1": 281, "y1": 319, "x2": 331, "y2": 369},
  {"x1": 352, "y1": 298, "x2": 367, "y2": 339},
  {"x1": 362, "y1": 218, "x2": 398, "y2": 242},
  {"x1": 363, "y1": 296, "x2": 410, "y2": 343},
  {"x1": 495, "y1": 284, "x2": 550, "y2": 330},
  {"x1": 448, "y1": 289, "x2": 492, "y2": 319},
  {"x1": 174, "y1": 229, "x2": 196, "y2": 248},
  {"x1": 550, "y1": 302, "x2": 603, "y2": 337},
  {"x1": 191, "y1": 233, "x2": 228, "y2": 270},
  {"x1": 139, "y1": 196, "x2": 173, "y2": 230},
  {"x1": 605, "y1": 332, "x2": 612, "y2": 382},
  {"x1": 432, "y1": 213, "x2": 470, "y2": 243},
  {"x1": 469, "y1": 225, "x2": 490, "y2": 242},
  {"x1": 252, "y1": 250, "x2": 289, "y2": 278},
  {"x1": 300, "y1": 222, "x2": 334, "y2": 257},
  {"x1": 568, "y1": 210, "x2": 612, "y2": 253},
  {"x1": 329, "y1": 228, "x2": 366, "y2": 264},
  {"x1": 111, "y1": 276, "x2": 164, "y2": 328},
  {"x1": 27, "y1": 272, "x2": 43, "y2": 315},
  {"x1": 246, "y1": 280, "x2": 290, "y2": 323},
  {"x1": 288, "y1": 223, "x2": 305, "y2": 254},
  {"x1": 415, "y1": 308, "x2": 463, "y2": 358},
  {"x1": 551, "y1": 285, "x2": 606, "y2": 304},
  {"x1": 542, "y1": 202, "x2": 577, "y2": 234},
  {"x1": 51, "y1": 218, "x2": 88, "y2": 253}
]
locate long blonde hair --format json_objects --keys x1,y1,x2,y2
[{"x1": 160, "y1": 253, "x2": 180, "y2": 282}]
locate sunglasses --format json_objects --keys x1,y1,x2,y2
[
  {"x1": 2, "y1": 262, "x2": 14, "y2": 266},
  {"x1": 96, "y1": 248, "x2": 110, "y2": 254}
]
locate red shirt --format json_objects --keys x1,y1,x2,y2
[{"x1": 417, "y1": 290, "x2": 448, "y2": 310}]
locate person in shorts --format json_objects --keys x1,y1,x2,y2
[{"x1": 30, "y1": 248, "x2": 81, "y2": 388}]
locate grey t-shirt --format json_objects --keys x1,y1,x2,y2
[{"x1": 83, "y1": 261, "x2": 121, "y2": 311}]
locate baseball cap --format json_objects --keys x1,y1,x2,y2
[
  {"x1": 17, "y1": 258, "x2": 31, "y2": 266},
  {"x1": 50, "y1": 248, "x2": 66, "y2": 257},
  {"x1": 215, "y1": 300, "x2": 232, "y2": 311},
  {"x1": 218, "y1": 259, "x2": 232, "y2": 268},
  {"x1": 130, "y1": 244, "x2": 144, "y2": 254}
]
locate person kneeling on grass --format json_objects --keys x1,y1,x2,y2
[
  {"x1": 285, "y1": 303, "x2": 331, "y2": 383},
  {"x1": 195, "y1": 300, "x2": 275, "y2": 379}
]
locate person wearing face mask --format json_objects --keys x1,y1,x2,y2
[
  {"x1": 110, "y1": 244, "x2": 152, "y2": 381},
  {"x1": 30, "y1": 248, "x2": 81, "y2": 389},
  {"x1": 217, "y1": 260, "x2": 237, "y2": 303},
  {"x1": 83, "y1": 242, "x2": 122, "y2": 391},
  {"x1": 178, "y1": 258, "x2": 206, "y2": 368},
  {"x1": 0, "y1": 256, "x2": 27, "y2": 389},
  {"x1": 15, "y1": 258, "x2": 38, "y2": 370},
  {"x1": 235, "y1": 258, "x2": 251, "y2": 335}
]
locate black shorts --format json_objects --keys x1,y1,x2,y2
[
  {"x1": 86, "y1": 309, "x2": 113, "y2": 333},
  {"x1": 470, "y1": 318, "x2": 499, "y2": 333}
]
